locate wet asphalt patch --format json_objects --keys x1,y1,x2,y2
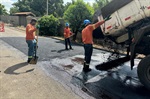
[
  {"x1": 38, "y1": 54, "x2": 150, "y2": 99},
  {"x1": 96, "y1": 56, "x2": 131, "y2": 71}
]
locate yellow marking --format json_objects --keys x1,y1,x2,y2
[{"x1": 28, "y1": 56, "x2": 32, "y2": 58}]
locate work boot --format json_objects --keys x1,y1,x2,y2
[
  {"x1": 29, "y1": 56, "x2": 38, "y2": 64},
  {"x1": 83, "y1": 63, "x2": 91, "y2": 72},
  {"x1": 65, "y1": 48, "x2": 69, "y2": 50},
  {"x1": 27, "y1": 58, "x2": 32, "y2": 63},
  {"x1": 70, "y1": 47, "x2": 73, "y2": 50},
  {"x1": 36, "y1": 56, "x2": 39, "y2": 59}
]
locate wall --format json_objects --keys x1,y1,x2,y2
[
  {"x1": 9, "y1": 16, "x2": 19, "y2": 26},
  {"x1": 0, "y1": 15, "x2": 19, "y2": 26},
  {"x1": 0, "y1": 15, "x2": 10, "y2": 23},
  {"x1": 0, "y1": 15, "x2": 40, "y2": 27},
  {"x1": 19, "y1": 16, "x2": 27, "y2": 26}
]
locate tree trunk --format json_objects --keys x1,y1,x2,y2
[{"x1": 73, "y1": 31, "x2": 78, "y2": 41}]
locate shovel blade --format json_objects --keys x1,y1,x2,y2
[{"x1": 29, "y1": 57, "x2": 38, "y2": 64}]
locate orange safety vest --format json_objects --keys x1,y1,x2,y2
[
  {"x1": 26, "y1": 24, "x2": 37, "y2": 40},
  {"x1": 64, "y1": 27, "x2": 72, "y2": 38}
]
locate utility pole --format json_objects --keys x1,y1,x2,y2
[{"x1": 47, "y1": 0, "x2": 48, "y2": 15}]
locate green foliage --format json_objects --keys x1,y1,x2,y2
[
  {"x1": 0, "y1": 3, "x2": 7, "y2": 15},
  {"x1": 64, "y1": 2, "x2": 72, "y2": 11},
  {"x1": 64, "y1": 0, "x2": 76, "y2": 11},
  {"x1": 38, "y1": 15, "x2": 60, "y2": 36},
  {"x1": 93, "y1": 0, "x2": 111, "y2": 11},
  {"x1": 51, "y1": 0, "x2": 64, "y2": 17},
  {"x1": 11, "y1": 0, "x2": 64, "y2": 17},
  {"x1": 10, "y1": 7, "x2": 19, "y2": 15},
  {"x1": 13, "y1": 0, "x2": 31, "y2": 12},
  {"x1": 63, "y1": 0, "x2": 94, "y2": 40}
]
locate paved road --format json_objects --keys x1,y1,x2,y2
[
  {"x1": 0, "y1": 36, "x2": 101, "y2": 61},
  {"x1": 1, "y1": 26, "x2": 150, "y2": 99},
  {"x1": 0, "y1": 39, "x2": 81, "y2": 99}
]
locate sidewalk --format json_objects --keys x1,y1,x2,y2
[{"x1": 0, "y1": 40, "x2": 81, "y2": 99}]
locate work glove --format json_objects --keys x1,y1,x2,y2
[
  {"x1": 36, "y1": 25, "x2": 40, "y2": 29},
  {"x1": 104, "y1": 15, "x2": 112, "y2": 21}
]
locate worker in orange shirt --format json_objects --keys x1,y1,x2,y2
[
  {"x1": 26, "y1": 18, "x2": 40, "y2": 63},
  {"x1": 82, "y1": 16, "x2": 111, "y2": 72},
  {"x1": 64, "y1": 23, "x2": 73, "y2": 50}
]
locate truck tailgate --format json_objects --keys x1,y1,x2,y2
[{"x1": 99, "y1": 0, "x2": 150, "y2": 43}]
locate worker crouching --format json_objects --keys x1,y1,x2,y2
[{"x1": 82, "y1": 16, "x2": 111, "y2": 72}]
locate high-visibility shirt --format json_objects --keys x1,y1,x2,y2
[
  {"x1": 82, "y1": 21, "x2": 105, "y2": 44},
  {"x1": 64, "y1": 27, "x2": 72, "y2": 38},
  {"x1": 26, "y1": 24, "x2": 37, "y2": 40}
]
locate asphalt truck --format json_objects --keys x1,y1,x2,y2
[{"x1": 95, "y1": 0, "x2": 150, "y2": 90}]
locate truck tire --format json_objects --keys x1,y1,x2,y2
[{"x1": 138, "y1": 55, "x2": 150, "y2": 90}]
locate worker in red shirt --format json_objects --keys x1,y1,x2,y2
[
  {"x1": 64, "y1": 23, "x2": 73, "y2": 50},
  {"x1": 82, "y1": 16, "x2": 111, "y2": 72},
  {"x1": 26, "y1": 18, "x2": 40, "y2": 63}
]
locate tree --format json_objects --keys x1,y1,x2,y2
[
  {"x1": 11, "y1": 0, "x2": 64, "y2": 17},
  {"x1": 48, "y1": 0, "x2": 64, "y2": 17},
  {"x1": 64, "y1": 0, "x2": 76, "y2": 11},
  {"x1": 13, "y1": 0, "x2": 31, "y2": 12},
  {"x1": 30, "y1": 0, "x2": 47, "y2": 16},
  {"x1": 93, "y1": 0, "x2": 111, "y2": 11},
  {"x1": 0, "y1": 3, "x2": 7, "y2": 15},
  {"x1": 64, "y1": 0, "x2": 94, "y2": 41},
  {"x1": 38, "y1": 15, "x2": 60, "y2": 36},
  {"x1": 10, "y1": 7, "x2": 19, "y2": 15},
  {"x1": 64, "y1": 2, "x2": 72, "y2": 11}
]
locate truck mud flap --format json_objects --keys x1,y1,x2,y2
[{"x1": 96, "y1": 56, "x2": 130, "y2": 71}]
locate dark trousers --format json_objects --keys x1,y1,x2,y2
[
  {"x1": 26, "y1": 39, "x2": 36, "y2": 59},
  {"x1": 65, "y1": 38, "x2": 72, "y2": 49},
  {"x1": 84, "y1": 44, "x2": 93, "y2": 64}
]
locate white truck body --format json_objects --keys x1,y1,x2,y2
[{"x1": 98, "y1": 0, "x2": 150, "y2": 43}]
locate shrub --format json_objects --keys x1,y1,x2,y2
[{"x1": 38, "y1": 15, "x2": 60, "y2": 36}]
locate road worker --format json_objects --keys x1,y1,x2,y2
[
  {"x1": 64, "y1": 23, "x2": 73, "y2": 50},
  {"x1": 82, "y1": 15, "x2": 111, "y2": 72},
  {"x1": 26, "y1": 18, "x2": 40, "y2": 63}
]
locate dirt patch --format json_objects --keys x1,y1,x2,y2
[
  {"x1": 72, "y1": 57, "x2": 84, "y2": 65},
  {"x1": 61, "y1": 65, "x2": 74, "y2": 69}
]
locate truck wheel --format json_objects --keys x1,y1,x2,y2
[{"x1": 138, "y1": 55, "x2": 150, "y2": 90}]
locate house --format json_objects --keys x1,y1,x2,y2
[{"x1": 14, "y1": 12, "x2": 36, "y2": 26}]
